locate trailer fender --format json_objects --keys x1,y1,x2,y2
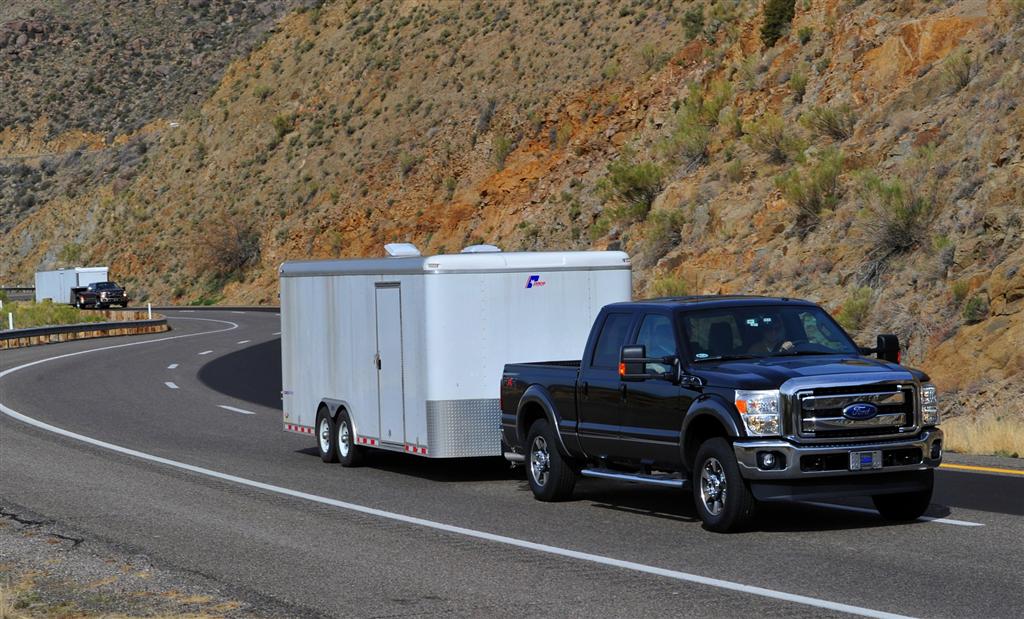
[
  {"x1": 679, "y1": 395, "x2": 744, "y2": 471},
  {"x1": 319, "y1": 398, "x2": 355, "y2": 421},
  {"x1": 515, "y1": 385, "x2": 572, "y2": 456}
]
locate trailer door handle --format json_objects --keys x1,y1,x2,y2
[{"x1": 374, "y1": 353, "x2": 381, "y2": 370}]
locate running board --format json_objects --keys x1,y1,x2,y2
[{"x1": 580, "y1": 468, "x2": 688, "y2": 489}]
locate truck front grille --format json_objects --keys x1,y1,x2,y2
[{"x1": 795, "y1": 383, "x2": 916, "y2": 439}]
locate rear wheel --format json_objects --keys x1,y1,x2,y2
[
  {"x1": 526, "y1": 419, "x2": 576, "y2": 501},
  {"x1": 692, "y1": 438, "x2": 757, "y2": 533},
  {"x1": 316, "y1": 407, "x2": 338, "y2": 463},
  {"x1": 872, "y1": 471, "x2": 933, "y2": 521},
  {"x1": 335, "y1": 410, "x2": 364, "y2": 467}
]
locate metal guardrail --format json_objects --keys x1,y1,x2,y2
[
  {"x1": 153, "y1": 306, "x2": 280, "y2": 313},
  {"x1": 0, "y1": 317, "x2": 169, "y2": 348}
]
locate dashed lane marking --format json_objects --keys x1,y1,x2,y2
[
  {"x1": 167, "y1": 364, "x2": 178, "y2": 369},
  {"x1": 164, "y1": 382, "x2": 179, "y2": 390},
  {"x1": 198, "y1": 350, "x2": 213, "y2": 356},
  {"x1": 803, "y1": 502, "x2": 983, "y2": 527},
  {"x1": 217, "y1": 405, "x2": 256, "y2": 416},
  {"x1": 940, "y1": 463, "x2": 1024, "y2": 477},
  {"x1": 237, "y1": 340, "x2": 251, "y2": 345},
  {"x1": 272, "y1": 331, "x2": 281, "y2": 335}
]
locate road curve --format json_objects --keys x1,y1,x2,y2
[{"x1": 2, "y1": 310, "x2": 1022, "y2": 618}]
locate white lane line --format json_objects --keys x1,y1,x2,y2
[
  {"x1": 236, "y1": 340, "x2": 251, "y2": 345},
  {"x1": 272, "y1": 331, "x2": 281, "y2": 336},
  {"x1": 217, "y1": 405, "x2": 256, "y2": 416},
  {"x1": 0, "y1": 340, "x2": 913, "y2": 619},
  {"x1": 232, "y1": 311, "x2": 245, "y2": 314},
  {"x1": 274, "y1": 313, "x2": 280, "y2": 316},
  {"x1": 167, "y1": 363, "x2": 179, "y2": 369},
  {"x1": 198, "y1": 350, "x2": 214, "y2": 356},
  {"x1": 803, "y1": 502, "x2": 983, "y2": 527},
  {"x1": 164, "y1": 382, "x2": 179, "y2": 390}
]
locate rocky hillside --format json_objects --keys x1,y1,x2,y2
[{"x1": 1, "y1": 0, "x2": 1022, "y2": 420}]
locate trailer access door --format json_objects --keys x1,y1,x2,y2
[{"x1": 374, "y1": 284, "x2": 406, "y2": 444}]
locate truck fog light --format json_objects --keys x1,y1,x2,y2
[
  {"x1": 759, "y1": 452, "x2": 775, "y2": 469},
  {"x1": 931, "y1": 440, "x2": 942, "y2": 460},
  {"x1": 757, "y1": 451, "x2": 784, "y2": 470}
]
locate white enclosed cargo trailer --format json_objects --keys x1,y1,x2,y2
[
  {"x1": 34, "y1": 267, "x2": 109, "y2": 304},
  {"x1": 280, "y1": 246, "x2": 631, "y2": 460}
]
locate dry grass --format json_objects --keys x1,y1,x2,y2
[
  {"x1": 943, "y1": 414, "x2": 1024, "y2": 458},
  {"x1": 2, "y1": 301, "x2": 106, "y2": 331}
]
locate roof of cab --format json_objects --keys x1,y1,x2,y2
[
  {"x1": 604, "y1": 295, "x2": 819, "y2": 311},
  {"x1": 280, "y1": 250, "x2": 631, "y2": 277}
]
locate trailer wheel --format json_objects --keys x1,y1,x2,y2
[
  {"x1": 692, "y1": 438, "x2": 757, "y2": 533},
  {"x1": 316, "y1": 407, "x2": 338, "y2": 463},
  {"x1": 526, "y1": 419, "x2": 575, "y2": 501},
  {"x1": 335, "y1": 410, "x2": 364, "y2": 467}
]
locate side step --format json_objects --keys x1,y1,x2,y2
[{"x1": 580, "y1": 468, "x2": 689, "y2": 489}]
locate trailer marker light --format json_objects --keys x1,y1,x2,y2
[
  {"x1": 284, "y1": 423, "x2": 314, "y2": 435},
  {"x1": 405, "y1": 444, "x2": 428, "y2": 455}
]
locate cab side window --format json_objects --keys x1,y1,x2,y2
[
  {"x1": 635, "y1": 314, "x2": 677, "y2": 374},
  {"x1": 591, "y1": 313, "x2": 633, "y2": 369}
]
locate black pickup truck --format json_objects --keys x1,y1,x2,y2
[
  {"x1": 74, "y1": 281, "x2": 130, "y2": 309},
  {"x1": 501, "y1": 296, "x2": 943, "y2": 532}
]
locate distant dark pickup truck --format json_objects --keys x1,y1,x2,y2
[
  {"x1": 501, "y1": 296, "x2": 943, "y2": 532},
  {"x1": 74, "y1": 281, "x2": 129, "y2": 309}
]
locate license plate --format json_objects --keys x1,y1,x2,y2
[{"x1": 849, "y1": 450, "x2": 882, "y2": 471}]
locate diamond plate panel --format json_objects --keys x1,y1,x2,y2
[{"x1": 426, "y1": 399, "x2": 501, "y2": 458}]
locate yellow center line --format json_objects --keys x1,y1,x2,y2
[{"x1": 940, "y1": 463, "x2": 1024, "y2": 476}]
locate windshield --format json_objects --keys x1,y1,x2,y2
[
  {"x1": 679, "y1": 304, "x2": 858, "y2": 362},
  {"x1": 93, "y1": 282, "x2": 118, "y2": 290}
]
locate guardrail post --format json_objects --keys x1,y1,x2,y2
[
  {"x1": 7, "y1": 312, "x2": 12, "y2": 330},
  {"x1": 148, "y1": 302, "x2": 152, "y2": 319}
]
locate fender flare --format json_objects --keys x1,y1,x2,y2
[
  {"x1": 679, "y1": 394, "x2": 745, "y2": 467},
  {"x1": 515, "y1": 385, "x2": 571, "y2": 456}
]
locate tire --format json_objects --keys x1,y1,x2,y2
[
  {"x1": 316, "y1": 407, "x2": 338, "y2": 463},
  {"x1": 872, "y1": 471, "x2": 933, "y2": 521},
  {"x1": 692, "y1": 438, "x2": 757, "y2": 533},
  {"x1": 525, "y1": 419, "x2": 576, "y2": 501},
  {"x1": 335, "y1": 410, "x2": 364, "y2": 467}
]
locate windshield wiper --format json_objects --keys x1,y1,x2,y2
[
  {"x1": 775, "y1": 350, "x2": 843, "y2": 357},
  {"x1": 694, "y1": 354, "x2": 759, "y2": 362}
]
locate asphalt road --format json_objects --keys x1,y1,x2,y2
[{"x1": 2, "y1": 310, "x2": 1022, "y2": 618}]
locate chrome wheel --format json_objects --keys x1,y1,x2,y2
[
  {"x1": 530, "y1": 435, "x2": 550, "y2": 487},
  {"x1": 318, "y1": 417, "x2": 332, "y2": 455},
  {"x1": 337, "y1": 419, "x2": 351, "y2": 458},
  {"x1": 700, "y1": 457, "x2": 727, "y2": 516}
]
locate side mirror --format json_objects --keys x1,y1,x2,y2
[
  {"x1": 876, "y1": 334, "x2": 900, "y2": 364},
  {"x1": 619, "y1": 345, "x2": 648, "y2": 381}
]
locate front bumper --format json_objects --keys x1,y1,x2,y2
[{"x1": 733, "y1": 427, "x2": 943, "y2": 481}]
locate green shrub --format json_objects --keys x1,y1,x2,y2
[
  {"x1": 963, "y1": 295, "x2": 988, "y2": 324},
  {"x1": 725, "y1": 158, "x2": 745, "y2": 182},
  {"x1": 789, "y1": 63, "x2": 808, "y2": 103},
  {"x1": 857, "y1": 165, "x2": 936, "y2": 255},
  {"x1": 745, "y1": 113, "x2": 806, "y2": 164},
  {"x1": 951, "y1": 280, "x2": 970, "y2": 304},
  {"x1": 650, "y1": 275, "x2": 690, "y2": 298},
  {"x1": 493, "y1": 134, "x2": 514, "y2": 170},
  {"x1": 761, "y1": 0, "x2": 796, "y2": 47},
  {"x1": 775, "y1": 147, "x2": 844, "y2": 231},
  {"x1": 943, "y1": 48, "x2": 977, "y2": 93},
  {"x1": 597, "y1": 152, "x2": 665, "y2": 217},
  {"x1": 798, "y1": 26, "x2": 813, "y2": 45},
  {"x1": 399, "y1": 152, "x2": 421, "y2": 178},
  {"x1": 836, "y1": 287, "x2": 872, "y2": 332},
  {"x1": 272, "y1": 114, "x2": 295, "y2": 142},
  {"x1": 659, "y1": 112, "x2": 709, "y2": 167},
  {"x1": 683, "y1": 7, "x2": 705, "y2": 40},
  {"x1": 802, "y1": 104, "x2": 857, "y2": 141},
  {"x1": 58, "y1": 242, "x2": 83, "y2": 265},
  {"x1": 640, "y1": 208, "x2": 686, "y2": 266},
  {"x1": 640, "y1": 43, "x2": 669, "y2": 71}
]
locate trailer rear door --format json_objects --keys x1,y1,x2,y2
[{"x1": 375, "y1": 284, "x2": 406, "y2": 444}]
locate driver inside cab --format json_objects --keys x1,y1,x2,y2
[{"x1": 745, "y1": 313, "x2": 796, "y2": 355}]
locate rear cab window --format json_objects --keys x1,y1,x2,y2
[{"x1": 590, "y1": 312, "x2": 634, "y2": 369}]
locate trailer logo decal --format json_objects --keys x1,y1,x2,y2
[{"x1": 525, "y1": 275, "x2": 546, "y2": 288}]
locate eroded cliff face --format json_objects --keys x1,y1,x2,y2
[{"x1": 1, "y1": 0, "x2": 1021, "y2": 415}]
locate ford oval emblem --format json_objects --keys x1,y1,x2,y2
[{"x1": 843, "y1": 402, "x2": 879, "y2": 420}]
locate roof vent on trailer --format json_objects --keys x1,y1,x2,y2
[
  {"x1": 460, "y1": 244, "x2": 502, "y2": 254},
  {"x1": 384, "y1": 243, "x2": 421, "y2": 257}
]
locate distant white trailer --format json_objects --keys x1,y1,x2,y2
[
  {"x1": 34, "y1": 267, "x2": 108, "y2": 304},
  {"x1": 279, "y1": 246, "x2": 631, "y2": 461}
]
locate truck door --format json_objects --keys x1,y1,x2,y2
[
  {"x1": 577, "y1": 311, "x2": 635, "y2": 459},
  {"x1": 621, "y1": 313, "x2": 694, "y2": 468},
  {"x1": 374, "y1": 283, "x2": 405, "y2": 445}
]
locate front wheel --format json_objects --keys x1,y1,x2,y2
[
  {"x1": 316, "y1": 408, "x2": 338, "y2": 463},
  {"x1": 526, "y1": 419, "x2": 576, "y2": 501},
  {"x1": 872, "y1": 471, "x2": 933, "y2": 521},
  {"x1": 692, "y1": 438, "x2": 757, "y2": 533}
]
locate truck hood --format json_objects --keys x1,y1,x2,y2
[{"x1": 692, "y1": 354, "x2": 929, "y2": 390}]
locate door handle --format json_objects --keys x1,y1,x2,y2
[
  {"x1": 620, "y1": 384, "x2": 627, "y2": 400},
  {"x1": 581, "y1": 381, "x2": 589, "y2": 397}
]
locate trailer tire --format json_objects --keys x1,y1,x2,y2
[
  {"x1": 692, "y1": 438, "x2": 757, "y2": 533},
  {"x1": 526, "y1": 419, "x2": 576, "y2": 501},
  {"x1": 335, "y1": 410, "x2": 364, "y2": 467},
  {"x1": 316, "y1": 407, "x2": 338, "y2": 463}
]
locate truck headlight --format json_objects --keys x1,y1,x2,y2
[
  {"x1": 921, "y1": 383, "x2": 940, "y2": 426},
  {"x1": 735, "y1": 389, "x2": 781, "y2": 436}
]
